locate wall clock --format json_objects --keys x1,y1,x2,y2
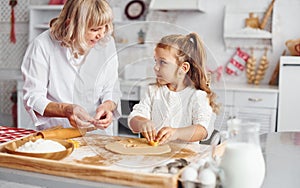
[{"x1": 124, "y1": 0, "x2": 145, "y2": 20}]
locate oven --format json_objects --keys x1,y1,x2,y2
[{"x1": 118, "y1": 99, "x2": 140, "y2": 137}]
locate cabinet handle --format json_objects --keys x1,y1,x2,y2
[
  {"x1": 248, "y1": 98, "x2": 262, "y2": 102},
  {"x1": 283, "y1": 64, "x2": 300, "y2": 67}
]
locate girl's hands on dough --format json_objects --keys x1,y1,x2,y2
[
  {"x1": 155, "y1": 127, "x2": 178, "y2": 144},
  {"x1": 140, "y1": 120, "x2": 157, "y2": 142}
]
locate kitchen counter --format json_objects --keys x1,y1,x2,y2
[
  {"x1": 260, "y1": 132, "x2": 300, "y2": 188},
  {"x1": 212, "y1": 82, "x2": 278, "y2": 93},
  {"x1": 119, "y1": 79, "x2": 279, "y2": 95},
  {"x1": 0, "y1": 134, "x2": 212, "y2": 188}
]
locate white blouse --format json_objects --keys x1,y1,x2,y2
[
  {"x1": 21, "y1": 30, "x2": 121, "y2": 135},
  {"x1": 128, "y1": 85, "x2": 215, "y2": 140}
]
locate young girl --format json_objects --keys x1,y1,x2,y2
[
  {"x1": 21, "y1": 0, "x2": 121, "y2": 134},
  {"x1": 128, "y1": 33, "x2": 219, "y2": 144}
]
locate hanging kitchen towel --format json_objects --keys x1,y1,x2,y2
[{"x1": 226, "y1": 48, "x2": 249, "y2": 75}]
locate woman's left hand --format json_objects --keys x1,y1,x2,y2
[
  {"x1": 155, "y1": 127, "x2": 178, "y2": 144},
  {"x1": 92, "y1": 101, "x2": 116, "y2": 129},
  {"x1": 92, "y1": 108, "x2": 113, "y2": 129}
]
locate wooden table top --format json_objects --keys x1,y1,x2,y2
[{"x1": 0, "y1": 133, "x2": 216, "y2": 188}]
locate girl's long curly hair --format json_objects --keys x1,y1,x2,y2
[{"x1": 156, "y1": 33, "x2": 219, "y2": 113}]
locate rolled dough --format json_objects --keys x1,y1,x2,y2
[{"x1": 105, "y1": 138, "x2": 171, "y2": 155}]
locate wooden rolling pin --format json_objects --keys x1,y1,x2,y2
[
  {"x1": 35, "y1": 127, "x2": 96, "y2": 140},
  {"x1": 260, "y1": 0, "x2": 275, "y2": 30}
]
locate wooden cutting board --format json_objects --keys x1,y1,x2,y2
[{"x1": 0, "y1": 134, "x2": 212, "y2": 188}]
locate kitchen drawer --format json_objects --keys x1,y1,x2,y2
[
  {"x1": 214, "y1": 89, "x2": 234, "y2": 106},
  {"x1": 120, "y1": 85, "x2": 140, "y2": 100},
  {"x1": 234, "y1": 91, "x2": 277, "y2": 108}
]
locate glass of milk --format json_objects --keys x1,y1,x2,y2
[{"x1": 219, "y1": 122, "x2": 265, "y2": 188}]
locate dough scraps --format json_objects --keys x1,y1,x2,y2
[{"x1": 105, "y1": 138, "x2": 171, "y2": 155}]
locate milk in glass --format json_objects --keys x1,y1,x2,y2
[{"x1": 220, "y1": 123, "x2": 265, "y2": 188}]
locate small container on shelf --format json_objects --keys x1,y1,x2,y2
[{"x1": 245, "y1": 12, "x2": 260, "y2": 29}]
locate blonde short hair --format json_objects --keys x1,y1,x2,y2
[{"x1": 50, "y1": 0, "x2": 113, "y2": 57}]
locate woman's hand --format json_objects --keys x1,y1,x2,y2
[
  {"x1": 155, "y1": 127, "x2": 178, "y2": 144},
  {"x1": 44, "y1": 102, "x2": 94, "y2": 128},
  {"x1": 92, "y1": 108, "x2": 113, "y2": 130},
  {"x1": 91, "y1": 101, "x2": 116, "y2": 129},
  {"x1": 64, "y1": 104, "x2": 95, "y2": 128}
]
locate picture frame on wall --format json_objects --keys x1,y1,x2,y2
[{"x1": 124, "y1": 0, "x2": 146, "y2": 20}]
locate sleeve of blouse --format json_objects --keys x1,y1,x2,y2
[
  {"x1": 21, "y1": 38, "x2": 52, "y2": 126},
  {"x1": 127, "y1": 85, "x2": 154, "y2": 131},
  {"x1": 100, "y1": 38, "x2": 122, "y2": 118},
  {"x1": 192, "y1": 90, "x2": 214, "y2": 140}
]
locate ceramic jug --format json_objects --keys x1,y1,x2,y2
[{"x1": 220, "y1": 122, "x2": 265, "y2": 188}]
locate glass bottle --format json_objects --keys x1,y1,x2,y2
[{"x1": 220, "y1": 122, "x2": 265, "y2": 188}]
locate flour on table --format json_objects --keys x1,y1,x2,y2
[{"x1": 16, "y1": 138, "x2": 66, "y2": 153}]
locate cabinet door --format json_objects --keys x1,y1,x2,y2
[
  {"x1": 214, "y1": 105, "x2": 276, "y2": 135},
  {"x1": 278, "y1": 57, "x2": 300, "y2": 131},
  {"x1": 236, "y1": 107, "x2": 276, "y2": 135}
]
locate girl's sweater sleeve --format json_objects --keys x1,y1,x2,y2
[{"x1": 127, "y1": 85, "x2": 155, "y2": 131}]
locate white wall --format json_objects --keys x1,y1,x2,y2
[
  {"x1": 145, "y1": 0, "x2": 300, "y2": 84},
  {"x1": 27, "y1": 0, "x2": 300, "y2": 85}
]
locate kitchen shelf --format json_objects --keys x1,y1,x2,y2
[
  {"x1": 29, "y1": 5, "x2": 63, "y2": 42},
  {"x1": 224, "y1": 31, "x2": 272, "y2": 39},
  {"x1": 29, "y1": 5, "x2": 63, "y2": 10},
  {"x1": 223, "y1": 5, "x2": 274, "y2": 50}
]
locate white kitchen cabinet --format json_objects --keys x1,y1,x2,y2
[
  {"x1": 213, "y1": 83, "x2": 278, "y2": 135},
  {"x1": 277, "y1": 56, "x2": 300, "y2": 131}
]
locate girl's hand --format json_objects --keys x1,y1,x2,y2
[
  {"x1": 155, "y1": 127, "x2": 178, "y2": 144},
  {"x1": 140, "y1": 120, "x2": 157, "y2": 142},
  {"x1": 92, "y1": 108, "x2": 113, "y2": 130}
]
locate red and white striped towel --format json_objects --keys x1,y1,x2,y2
[{"x1": 0, "y1": 126, "x2": 36, "y2": 143}]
